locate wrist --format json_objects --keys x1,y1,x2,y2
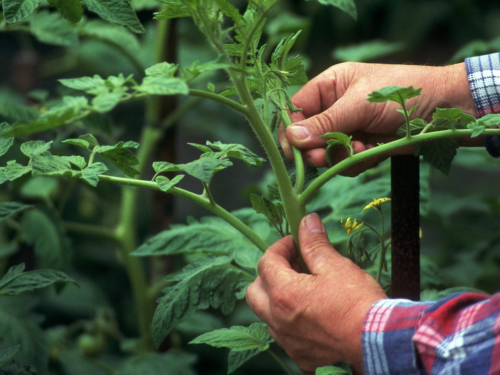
[{"x1": 439, "y1": 63, "x2": 478, "y2": 118}]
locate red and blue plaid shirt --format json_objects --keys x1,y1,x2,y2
[{"x1": 362, "y1": 53, "x2": 500, "y2": 375}]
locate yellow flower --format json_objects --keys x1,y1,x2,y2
[
  {"x1": 363, "y1": 197, "x2": 391, "y2": 211},
  {"x1": 340, "y1": 217, "x2": 363, "y2": 235}
]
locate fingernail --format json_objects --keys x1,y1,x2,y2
[
  {"x1": 305, "y1": 213, "x2": 325, "y2": 233},
  {"x1": 289, "y1": 125, "x2": 310, "y2": 140}
]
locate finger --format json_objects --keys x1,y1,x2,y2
[
  {"x1": 278, "y1": 124, "x2": 294, "y2": 160},
  {"x1": 258, "y1": 236, "x2": 298, "y2": 289},
  {"x1": 245, "y1": 277, "x2": 272, "y2": 323},
  {"x1": 299, "y1": 213, "x2": 344, "y2": 275}
]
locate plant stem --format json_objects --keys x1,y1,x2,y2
[
  {"x1": 267, "y1": 349, "x2": 296, "y2": 375},
  {"x1": 300, "y1": 128, "x2": 500, "y2": 205},
  {"x1": 398, "y1": 93, "x2": 411, "y2": 139},
  {"x1": 228, "y1": 70, "x2": 307, "y2": 268},
  {"x1": 189, "y1": 89, "x2": 248, "y2": 115},
  {"x1": 63, "y1": 221, "x2": 119, "y2": 242},
  {"x1": 98, "y1": 175, "x2": 269, "y2": 252}
]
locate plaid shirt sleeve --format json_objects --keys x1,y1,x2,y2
[
  {"x1": 362, "y1": 292, "x2": 500, "y2": 375},
  {"x1": 465, "y1": 53, "x2": 500, "y2": 157}
]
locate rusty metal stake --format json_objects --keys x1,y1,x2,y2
[{"x1": 391, "y1": 155, "x2": 420, "y2": 301}]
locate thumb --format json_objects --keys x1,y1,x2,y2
[
  {"x1": 286, "y1": 97, "x2": 360, "y2": 149},
  {"x1": 299, "y1": 213, "x2": 342, "y2": 274}
]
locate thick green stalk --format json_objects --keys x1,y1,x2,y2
[
  {"x1": 189, "y1": 89, "x2": 248, "y2": 115},
  {"x1": 228, "y1": 70, "x2": 307, "y2": 267},
  {"x1": 300, "y1": 128, "x2": 500, "y2": 205},
  {"x1": 98, "y1": 175, "x2": 269, "y2": 252}
]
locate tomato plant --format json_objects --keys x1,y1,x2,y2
[{"x1": 1, "y1": 0, "x2": 500, "y2": 374}]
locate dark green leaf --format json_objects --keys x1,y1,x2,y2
[
  {"x1": 313, "y1": 0, "x2": 356, "y2": 20},
  {"x1": 0, "y1": 295, "x2": 48, "y2": 373},
  {"x1": 138, "y1": 76, "x2": 189, "y2": 96},
  {"x1": 92, "y1": 91, "x2": 125, "y2": 112},
  {"x1": 156, "y1": 175, "x2": 184, "y2": 192},
  {"x1": 367, "y1": 86, "x2": 422, "y2": 107},
  {"x1": 29, "y1": 10, "x2": 79, "y2": 46},
  {"x1": 0, "y1": 263, "x2": 77, "y2": 296},
  {"x1": 228, "y1": 348, "x2": 260, "y2": 374},
  {"x1": 333, "y1": 40, "x2": 404, "y2": 62},
  {"x1": 80, "y1": 162, "x2": 108, "y2": 186},
  {"x1": 478, "y1": 113, "x2": 500, "y2": 127},
  {"x1": 153, "y1": 161, "x2": 182, "y2": 174},
  {"x1": 63, "y1": 138, "x2": 91, "y2": 150},
  {"x1": 182, "y1": 158, "x2": 233, "y2": 183},
  {"x1": 98, "y1": 141, "x2": 139, "y2": 177},
  {"x1": 5, "y1": 161, "x2": 31, "y2": 181},
  {"x1": 250, "y1": 194, "x2": 283, "y2": 229},
  {"x1": 0, "y1": 123, "x2": 14, "y2": 157},
  {"x1": 20, "y1": 140, "x2": 53, "y2": 157},
  {"x1": 81, "y1": 0, "x2": 145, "y2": 33},
  {"x1": 0, "y1": 202, "x2": 32, "y2": 222},
  {"x1": 133, "y1": 216, "x2": 258, "y2": 256},
  {"x1": 194, "y1": 141, "x2": 266, "y2": 168},
  {"x1": 467, "y1": 122, "x2": 486, "y2": 138},
  {"x1": 396, "y1": 118, "x2": 427, "y2": 138},
  {"x1": 3, "y1": 0, "x2": 41, "y2": 23},
  {"x1": 152, "y1": 254, "x2": 254, "y2": 347},
  {"x1": 0, "y1": 171, "x2": 7, "y2": 185},
  {"x1": 414, "y1": 138, "x2": 459, "y2": 176},
  {"x1": 0, "y1": 345, "x2": 20, "y2": 367},
  {"x1": 80, "y1": 133, "x2": 99, "y2": 148},
  {"x1": 232, "y1": 247, "x2": 262, "y2": 272},
  {"x1": 119, "y1": 351, "x2": 197, "y2": 375},
  {"x1": 48, "y1": 0, "x2": 83, "y2": 22},
  {"x1": 31, "y1": 154, "x2": 72, "y2": 176},
  {"x1": 79, "y1": 19, "x2": 140, "y2": 57},
  {"x1": 0, "y1": 103, "x2": 40, "y2": 123},
  {"x1": 20, "y1": 176, "x2": 59, "y2": 199},
  {"x1": 190, "y1": 323, "x2": 273, "y2": 351},
  {"x1": 22, "y1": 209, "x2": 71, "y2": 271},
  {"x1": 62, "y1": 155, "x2": 86, "y2": 169},
  {"x1": 435, "y1": 108, "x2": 463, "y2": 122},
  {"x1": 154, "y1": 0, "x2": 190, "y2": 20}
]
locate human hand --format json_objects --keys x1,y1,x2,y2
[
  {"x1": 279, "y1": 62, "x2": 481, "y2": 175},
  {"x1": 245, "y1": 213, "x2": 387, "y2": 375}
]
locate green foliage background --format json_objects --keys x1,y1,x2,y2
[{"x1": 0, "y1": 0, "x2": 500, "y2": 374}]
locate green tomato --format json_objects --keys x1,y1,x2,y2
[{"x1": 76, "y1": 333, "x2": 107, "y2": 357}]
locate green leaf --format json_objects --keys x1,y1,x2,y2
[
  {"x1": 138, "y1": 76, "x2": 189, "y2": 96},
  {"x1": 119, "y1": 351, "x2": 197, "y2": 375},
  {"x1": 153, "y1": 0, "x2": 190, "y2": 20},
  {"x1": 333, "y1": 40, "x2": 404, "y2": 62},
  {"x1": 196, "y1": 141, "x2": 266, "y2": 168},
  {"x1": 478, "y1": 113, "x2": 500, "y2": 127},
  {"x1": 0, "y1": 263, "x2": 77, "y2": 296},
  {"x1": 367, "y1": 86, "x2": 422, "y2": 107},
  {"x1": 0, "y1": 102, "x2": 40, "y2": 123},
  {"x1": 414, "y1": 138, "x2": 459, "y2": 176},
  {"x1": 97, "y1": 141, "x2": 139, "y2": 177},
  {"x1": 20, "y1": 140, "x2": 53, "y2": 157},
  {"x1": 312, "y1": 0, "x2": 356, "y2": 20},
  {"x1": 81, "y1": 0, "x2": 145, "y2": 33},
  {"x1": 22, "y1": 209, "x2": 71, "y2": 272},
  {"x1": 133, "y1": 216, "x2": 258, "y2": 256},
  {"x1": 63, "y1": 138, "x2": 91, "y2": 150},
  {"x1": 176, "y1": 311, "x2": 224, "y2": 336},
  {"x1": 79, "y1": 19, "x2": 140, "y2": 56},
  {"x1": 80, "y1": 162, "x2": 108, "y2": 186},
  {"x1": 153, "y1": 161, "x2": 182, "y2": 174},
  {"x1": 228, "y1": 349, "x2": 260, "y2": 374},
  {"x1": 80, "y1": 133, "x2": 99, "y2": 148},
  {"x1": 190, "y1": 322, "x2": 273, "y2": 351},
  {"x1": 152, "y1": 254, "x2": 254, "y2": 347},
  {"x1": 156, "y1": 175, "x2": 184, "y2": 192},
  {"x1": 467, "y1": 122, "x2": 486, "y2": 138},
  {"x1": 31, "y1": 154, "x2": 72, "y2": 176},
  {"x1": 183, "y1": 158, "x2": 233, "y2": 183},
  {"x1": 2, "y1": 0, "x2": 41, "y2": 23},
  {"x1": 0, "y1": 171, "x2": 7, "y2": 185},
  {"x1": 232, "y1": 247, "x2": 262, "y2": 272},
  {"x1": 5, "y1": 160, "x2": 31, "y2": 181},
  {"x1": 92, "y1": 91, "x2": 125, "y2": 112},
  {"x1": 0, "y1": 295, "x2": 48, "y2": 373},
  {"x1": 0, "y1": 345, "x2": 20, "y2": 367},
  {"x1": 0, "y1": 202, "x2": 32, "y2": 222},
  {"x1": 396, "y1": 118, "x2": 427, "y2": 138},
  {"x1": 62, "y1": 155, "x2": 86, "y2": 169},
  {"x1": 435, "y1": 108, "x2": 463, "y2": 122},
  {"x1": 250, "y1": 194, "x2": 283, "y2": 229},
  {"x1": 59, "y1": 75, "x2": 106, "y2": 94},
  {"x1": 48, "y1": 0, "x2": 83, "y2": 22},
  {"x1": 316, "y1": 364, "x2": 352, "y2": 375},
  {"x1": 29, "y1": 10, "x2": 79, "y2": 46},
  {"x1": 181, "y1": 56, "x2": 231, "y2": 82},
  {"x1": 145, "y1": 61, "x2": 178, "y2": 77},
  {"x1": 21, "y1": 176, "x2": 59, "y2": 199},
  {"x1": 0, "y1": 123, "x2": 14, "y2": 157}
]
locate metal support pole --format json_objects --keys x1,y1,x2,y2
[{"x1": 391, "y1": 155, "x2": 420, "y2": 300}]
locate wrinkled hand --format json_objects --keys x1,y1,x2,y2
[
  {"x1": 246, "y1": 213, "x2": 387, "y2": 375},
  {"x1": 279, "y1": 62, "x2": 480, "y2": 175}
]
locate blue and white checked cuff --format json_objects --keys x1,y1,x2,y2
[{"x1": 465, "y1": 53, "x2": 500, "y2": 158}]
